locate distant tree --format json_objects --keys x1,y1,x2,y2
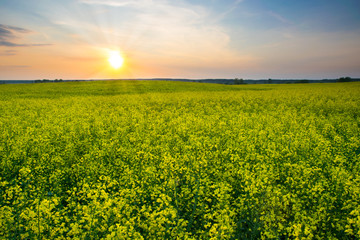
[
  {"x1": 296, "y1": 80, "x2": 309, "y2": 83},
  {"x1": 234, "y1": 78, "x2": 245, "y2": 85},
  {"x1": 337, "y1": 77, "x2": 352, "y2": 82},
  {"x1": 268, "y1": 78, "x2": 272, "y2": 84}
]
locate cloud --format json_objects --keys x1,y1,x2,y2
[
  {"x1": 80, "y1": 0, "x2": 165, "y2": 8},
  {"x1": 0, "y1": 24, "x2": 30, "y2": 41},
  {"x1": 267, "y1": 11, "x2": 292, "y2": 24},
  {"x1": 0, "y1": 65, "x2": 30, "y2": 69},
  {"x1": 80, "y1": 0, "x2": 207, "y2": 21},
  {"x1": 0, "y1": 40, "x2": 51, "y2": 47},
  {"x1": 212, "y1": 0, "x2": 245, "y2": 22},
  {"x1": 80, "y1": 0, "x2": 143, "y2": 7},
  {"x1": 0, "y1": 24, "x2": 30, "y2": 39},
  {"x1": 0, "y1": 50, "x2": 17, "y2": 56},
  {"x1": 78, "y1": 0, "x2": 249, "y2": 69},
  {"x1": 0, "y1": 24, "x2": 51, "y2": 47}
]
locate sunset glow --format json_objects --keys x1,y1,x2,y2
[
  {"x1": 0, "y1": 0, "x2": 360, "y2": 80},
  {"x1": 108, "y1": 51, "x2": 124, "y2": 69}
]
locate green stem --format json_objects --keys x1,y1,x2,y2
[{"x1": 37, "y1": 199, "x2": 41, "y2": 240}]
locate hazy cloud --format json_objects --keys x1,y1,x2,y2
[
  {"x1": 213, "y1": 0, "x2": 245, "y2": 23},
  {"x1": 0, "y1": 49, "x2": 17, "y2": 56},
  {"x1": 78, "y1": 0, "x2": 247, "y2": 68},
  {"x1": 80, "y1": 0, "x2": 159, "y2": 8},
  {"x1": 0, "y1": 65, "x2": 30, "y2": 69},
  {"x1": 0, "y1": 41, "x2": 52, "y2": 47},
  {"x1": 268, "y1": 11, "x2": 292, "y2": 24},
  {"x1": 0, "y1": 24, "x2": 30, "y2": 41},
  {"x1": 0, "y1": 24, "x2": 51, "y2": 47}
]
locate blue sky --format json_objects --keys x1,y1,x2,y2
[{"x1": 0, "y1": 0, "x2": 359, "y2": 80}]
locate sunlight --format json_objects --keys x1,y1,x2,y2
[{"x1": 108, "y1": 51, "x2": 124, "y2": 69}]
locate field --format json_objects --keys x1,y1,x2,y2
[{"x1": 0, "y1": 81, "x2": 359, "y2": 239}]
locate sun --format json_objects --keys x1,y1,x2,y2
[{"x1": 108, "y1": 51, "x2": 124, "y2": 69}]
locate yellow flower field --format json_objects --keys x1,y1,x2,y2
[{"x1": 0, "y1": 81, "x2": 359, "y2": 239}]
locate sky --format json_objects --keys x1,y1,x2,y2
[{"x1": 0, "y1": 0, "x2": 360, "y2": 80}]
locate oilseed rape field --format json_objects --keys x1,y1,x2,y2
[{"x1": 0, "y1": 81, "x2": 359, "y2": 239}]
